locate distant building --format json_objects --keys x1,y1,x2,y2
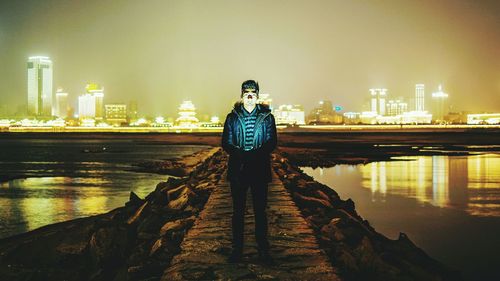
[
  {"x1": 431, "y1": 85, "x2": 449, "y2": 122},
  {"x1": 54, "y1": 88, "x2": 68, "y2": 118},
  {"x1": 369, "y1": 88, "x2": 387, "y2": 115},
  {"x1": 27, "y1": 56, "x2": 53, "y2": 116},
  {"x1": 343, "y1": 112, "x2": 361, "y2": 124},
  {"x1": 86, "y1": 83, "x2": 104, "y2": 120},
  {"x1": 78, "y1": 94, "x2": 96, "y2": 120},
  {"x1": 467, "y1": 113, "x2": 500, "y2": 125},
  {"x1": 307, "y1": 100, "x2": 343, "y2": 124},
  {"x1": 386, "y1": 99, "x2": 408, "y2": 116},
  {"x1": 105, "y1": 104, "x2": 127, "y2": 126},
  {"x1": 415, "y1": 84, "x2": 425, "y2": 111},
  {"x1": 176, "y1": 100, "x2": 199, "y2": 127},
  {"x1": 444, "y1": 111, "x2": 468, "y2": 124},
  {"x1": 128, "y1": 100, "x2": 138, "y2": 121},
  {"x1": 258, "y1": 93, "x2": 273, "y2": 110},
  {"x1": 273, "y1": 104, "x2": 305, "y2": 125}
]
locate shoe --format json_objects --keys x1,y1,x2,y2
[
  {"x1": 258, "y1": 250, "x2": 275, "y2": 265},
  {"x1": 227, "y1": 249, "x2": 242, "y2": 263}
]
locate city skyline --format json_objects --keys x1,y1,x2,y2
[{"x1": 1, "y1": 0, "x2": 499, "y2": 117}]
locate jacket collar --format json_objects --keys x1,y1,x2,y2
[{"x1": 232, "y1": 101, "x2": 271, "y2": 119}]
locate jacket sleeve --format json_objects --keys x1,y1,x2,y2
[
  {"x1": 256, "y1": 113, "x2": 277, "y2": 155},
  {"x1": 221, "y1": 113, "x2": 240, "y2": 155}
]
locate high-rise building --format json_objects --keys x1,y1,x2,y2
[
  {"x1": 128, "y1": 100, "x2": 138, "y2": 121},
  {"x1": 54, "y1": 88, "x2": 68, "y2": 118},
  {"x1": 78, "y1": 94, "x2": 96, "y2": 120},
  {"x1": 415, "y1": 84, "x2": 425, "y2": 111},
  {"x1": 369, "y1": 88, "x2": 387, "y2": 115},
  {"x1": 431, "y1": 85, "x2": 449, "y2": 122},
  {"x1": 105, "y1": 104, "x2": 127, "y2": 125},
  {"x1": 85, "y1": 83, "x2": 104, "y2": 120},
  {"x1": 258, "y1": 93, "x2": 273, "y2": 110},
  {"x1": 386, "y1": 99, "x2": 408, "y2": 116},
  {"x1": 27, "y1": 56, "x2": 53, "y2": 116}
]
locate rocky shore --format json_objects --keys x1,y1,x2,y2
[
  {"x1": 0, "y1": 147, "x2": 462, "y2": 281},
  {"x1": 0, "y1": 148, "x2": 225, "y2": 281},
  {"x1": 272, "y1": 150, "x2": 461, "y2": 281}
]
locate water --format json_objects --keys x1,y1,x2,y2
[
  {"x1": 301, "y1": 153, "x2": 500, "y2": 281},
  {"x1": 0, "y1": 136, "x2": 209, "y2": 239}
]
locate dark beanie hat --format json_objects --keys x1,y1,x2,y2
[{"x1": 241, "y1": 80, "x2": 259, "y2": 97}]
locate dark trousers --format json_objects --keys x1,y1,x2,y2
[{"x1": 230, "y1": 179, "x2": 270, "y2": 252}]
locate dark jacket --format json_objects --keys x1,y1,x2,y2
[{"x1": 221, "y1": 102, "x2": 277, "y2": 183}]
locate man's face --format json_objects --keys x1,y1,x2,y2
[{"x1": 242, "y1": 89, "x2": 258, "y2": 108}]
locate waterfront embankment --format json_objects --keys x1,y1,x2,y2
[{"x1": 0, "y1": 147, "x2": 461, "y2": 281}]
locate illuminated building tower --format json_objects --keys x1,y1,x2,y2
[
  {"x1": 176, "y1": 100, "x2": 199, "y2": 127},
  {"x1": 369, "y1": 88, "x2": 387, "y2": 115},
  {"x1": 105, "y1": 104, "x2": 127, "y2": 125},
  {"x1": 54, "y1": 88, "x2": 68, "y2": 118},
  {"x1": 27, "y1": 56, "x2": 53, "y2": 116},
  {"x1": 258, "y1": 93, "x2": 273, "y2": 110},
  {"x1": 431, "y1": 85, "x2": 449, "y2": 122},
  {"x1": 386, "y1": 99, "x2": 408, "y2": 116},
  {"x1": 415, "y1": 84, "x2": 425, "y2": 111},
  {"x1": 85, "y1": 83, "x2": 104, "y2": 120},
  {"x1": 78, "y1": 94, "x2": 96, "y2": 120}
]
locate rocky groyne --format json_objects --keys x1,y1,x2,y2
[
  {"x1": 0, "y1": 147, "x2": 462, "y2": 281},
  {"x1": 272, "y1": 151, "x2": 462, "y2": 281},
  {"x1": 0, "y1": 148, "x2": 225, "y2": 281}
]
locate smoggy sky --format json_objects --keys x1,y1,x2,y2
[{"x1": 0, "y1": 0, "x2": 499, "y2": 117}]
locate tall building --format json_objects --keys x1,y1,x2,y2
[
  {"x1": 54, "y1": 88, "x2": 68, "y2": 118},
  {"x1": 105, "y1": 104, "x2": 127, "y2": 125},
  {"x1": 369, "y1": 88, "x2": 387, "y2": 115},
  {"x1": 386, "y1": 99, "x2": 408, "y2": 116},
  {"x1": 258, "y1": 93, "x2": 273, "y2": 110},
  {"x1": 307, "y1": 100, "x2": 343, "y2": 124},
  {"x1": 128, "y1": 100, "x2": 138, "y2": 121},
  {"x1": 78, "y1": 94, "x2": 96, "y2": 120},
  {"x1": 85, "y1": 83, "x2": 104, "y2": 120},
  {"x1": 415, "y1": 84, "x2": 425, "y2": 111},
  {"x1": 27, "y1": 56, "x2": 53, "y2": 116},
  {"x1": 431, "y1": 85, "x2": 449, "y2": 122}
]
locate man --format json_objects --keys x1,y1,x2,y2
[{"x1": 221, "y1": 80, "x2": 277, "y2": 264}]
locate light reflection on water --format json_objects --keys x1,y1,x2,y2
[
  {"x1": 301, "y1": 153, "x2": 500, "y2": 281},
  {"x1": 0, "y1": 174, "x2": 167, "y2": 237},
  {"x1": 356, "y1": 154, "x2": 500, "y2": 216},
  {"x1": 0, "y1": 138, "x2": 208, "y2": 239}
]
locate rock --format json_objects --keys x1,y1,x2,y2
[
  {"x1": 127, "y1": 202, "x2": 149, "y2": 225},
  {"x1": 292, "y1": 192, "x2": 333, "y2": 210},
  {"x1": 160, "y1": 216, "x2": 196, "y2": 237},
  {"x1": 89, "y1": 226, "x2": 128, "y2": 266}
]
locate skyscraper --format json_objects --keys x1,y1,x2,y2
[
  {"x1": 54, "y1": 88, "x2": 68, "y2": 118},
  {"x1": 27, "y1": 56, "x2": 53, "y2": 116},
  {"x1": 78, "y1": 94, "x2": 96, "y2": 120},
  {"x1": 85, "y1": 83, "x2": 104, "y2": 120},
  {"x1": 370, "y1": 88, "x2": 387, "y2": 115},
  {"x1": 415, "y1": 84, "x2": 425, "y2": 111},
  {"x1": 431, "y1": 85, "x2": 449, "y2": 122}
]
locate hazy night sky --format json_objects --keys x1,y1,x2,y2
[{"x1": 0, "y1": 0, "x2": 499, "y2": 117}]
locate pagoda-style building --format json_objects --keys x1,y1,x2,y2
[{"x1": 175, "y1": 100, "x2": 199, "y2": 127}]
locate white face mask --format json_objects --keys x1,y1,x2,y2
[{"x1": 242, "y1": 92, "x2": 258, "y2": 108}]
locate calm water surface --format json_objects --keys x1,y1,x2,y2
[
  {"x1": 0, "y1": 137, "x2": 209, "y2": 239},
  {"x1": 301, "y1": 153, "x2": 500, "y2": 281}
]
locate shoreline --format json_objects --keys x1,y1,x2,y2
[{"x1": 0, "y1": 148, "x2": 462, "y2": 280}]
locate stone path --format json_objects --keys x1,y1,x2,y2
[{"x1": 162, "y1": 172, "x2": 341, "y2": 280}]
